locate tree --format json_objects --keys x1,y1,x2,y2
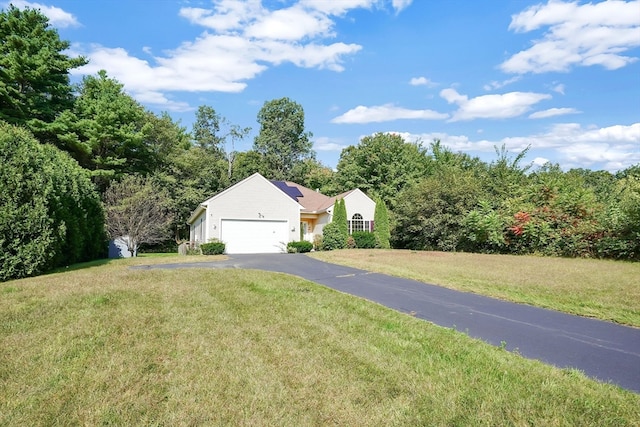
[
  {"x1": 55, "y1": 70, "x2": 152, "y2": 191},
  {"x1": 483, "y1": 144, "x2": 531, "y2": 202},
  {"x1": 333, "y1": 198, "x2": 349, "y2": 243},
  {"x1": 597, "y1": 172, "x2": 640, "y2": 259},
  {"x1": 253, "y1": 97, "x2": 314, "y2": 180},
  {"x1": 373, "y1": 198, "x2": 391, "y2": 249},
  {"x1": 230, "y1": 150, "x2": 268, "y2": 183},
  {"x1": 104, "y1": 175, "x2": 173, "y2": 257},
  {"x1": 153, "y1": 146, "x2": 227, "y2": 241},
  {"x1": 192, "y1": 105, "x2": 250, "y2": 179},
  {"x1": 513, "y1": 163, "x2": 604, "y2": 257},
  {"x1": 334, "y1": 133, "x2": 430, "y2": 209},
  {"x1": 143, "y1": 112, "x2": 199, "y2": 241},
  {"x1": 0, "y1": 5, "x2": 87, "y2": 141},
  {"x1": 192, "y1": 105, "x2": 224, "y2": 154},
  {"x1": 290, "y1": 158, "x2": 335, "y2": 195},
  {"x1": 144, "y1": 111, "x2": 191, "y2": 172},
  {"x1": 392, "y1": 168, "x2": 484, "y2": 251},
  {"x1": 1, "y1": 122, "x2": 106, "y2": 281}
]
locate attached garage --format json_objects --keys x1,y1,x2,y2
[
  {"x1": 187, "y1": 173, "x2": 376, "y2": 255},
  {"x1": 220, "y1": 219, "x2": 289, "y2": 254}
]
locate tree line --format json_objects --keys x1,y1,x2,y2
[{"x1": 1, "y1": 6, "x2": 638, "y2": 280}]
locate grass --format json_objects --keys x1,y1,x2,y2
[
  {"x1": 51, "y1": 253, "x2": 229, "y2": 273},
  {"x1": 1, "y1": 259, "x2": 639, "y2": 425},
  {"x1": 309, "y1": 250, "x2": 640, "y2": 327}
]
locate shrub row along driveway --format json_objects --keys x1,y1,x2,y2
[{"x1": 133, "y1": 254, "x2": 640, "y2": 393}]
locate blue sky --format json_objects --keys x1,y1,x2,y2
[{"x1": 6, "y1": 0, "x2": 640, "y2": 172}]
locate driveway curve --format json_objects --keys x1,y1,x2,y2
[{"x1": 132, "y1": 253, "x2": 640, "y2": 393}]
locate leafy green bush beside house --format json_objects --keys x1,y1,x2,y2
[
  {"x1": 322, "y1": 222, "x2": 346, "y2": 251},
  {"x1": 287, "y1": 241, "x2": 313, "y2": 253},
  {"x1": 200, "y1": 240, "x2": 226, "y2": 255},
  {"x1": 352, "y1": 231, "x2": 377, "y2": 249}
]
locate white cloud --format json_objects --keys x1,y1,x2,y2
[
  {"x1": 301, "y1": 0, "x2": 375, "y2": 15},
  {"x1": 73, "y1": 1, "x2": 413, "y2": 110},
  {"x1": 529, "y1": 107, "x2": 580, "y2": 119},
  {"x1": 314, "y1": 136, "x2": 347, "y2": 151},
  {"x1": 331, "y1": 104, "x2": 448, "y2": 124},
  {"x1": 302, "y1": 0, "x2": 411, "y2": 15},
  {"x1": 254, "y1": 39, "x2": 362, "y2": 71},
  {"x1": 501, "y1": 0, "x2": 640, "y2": 74},
  {"x1": 440, "y1": 88, "x2": 552, "y2": 121},
  {"x1": 551, "y1": 83, "x2": 565, "y2": 95},
  {"x1": 77, "y1": 42, "x2": 259, "y2": 93},
  {"x1": 245, "y1": 5, "x2": 335, "y2": 40},
  {"x1": 483, "y1": 76, "x2": 521, "y2": 91},
  {"x1": 391, "y1": 0, "x2": 414, "y2": 13},
  {"x1": 7, "y1": 0, "x2": 80, "y2": 27},
  {"x1": 440, "y1": 88, "x2": 468, "y2": 105},
  {"x1": 532, "y1": 157, "x2": 551, "y2": 167},
  {"x1": 409, "y1": 76, "x2": 437, "y2": 87},
  {"x1": 401, "y1": 122, "x2": 640, "y2": 171}
]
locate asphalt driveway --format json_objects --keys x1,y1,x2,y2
[{"x1": 133, "y1": 253, "x2": 640, "y2": 393}]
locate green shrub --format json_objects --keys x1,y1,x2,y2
[
  {"x1": 462, "y1": 200, "x2": 507, "y2": 253},
  {"x1": 322, "y1": 222, "x2": 346, "y2": 251},
  {"x1": 287, "y1": 241, "x2": 313, "y2": 253},
  {"x1": 373, "y1": 197, "x2": 391, "y2": 249},
  {"x1": 200, "y1": 240, "x2": 225, "y2": 255},
  {"x1": 352, "y1": 231, "x2": 376, "y2": 248},
  {"x1": 138, "y1": 240, "x2": 179, "y2": 254},
  {"x1": 333, "y1": 199, "x2": 349, "y2": 243},
  {"x1": 0, "y1": 123, "x2": 106, "y2": 281}
]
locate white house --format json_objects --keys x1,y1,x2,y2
[{"x1": 187, "y1": 173, "x2": 376, "y2": 254}]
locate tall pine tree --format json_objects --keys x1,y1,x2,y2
[
  {"x1": 0, "y1": 5, "x2": 86, "y2": 141},
  {"x1": 374, "y1": 197, "x2": 391, "y2": 249},
  {"x1": 333, "y1": 198, "x2": 349, "y2": 244}
]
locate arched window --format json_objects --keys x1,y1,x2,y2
[{"x1": 350, "y1": 213, "x2": 364, "y2": 233}]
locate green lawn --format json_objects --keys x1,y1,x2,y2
[
  {"x1": 1, "y1": 258, "x2": 638, "y2": 425},
  {"x1": 309, "y1": 250, "x2": 640, "y2": 327}
]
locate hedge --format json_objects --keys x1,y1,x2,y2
[{"x1": 0, "y1": 123, "x2": 106, "y2": 281}]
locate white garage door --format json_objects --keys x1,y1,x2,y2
[{"x1": 220, "y1": 219, "x2": 289, "y2": 254}]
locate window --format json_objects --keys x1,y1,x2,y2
[{"x1": 350, "y1": 213, "x2": 364, "y2": 234}]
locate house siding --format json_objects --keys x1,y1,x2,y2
[
  {"x1": 187, "y1": 173, "x2": 376, "y2": 252},
  {"x1": 344, "y1": 189, "x2": 376, "y2": 221},
  {"x1": 312, "y1": 212, "x2": 332, "y2": 237},
  {"x1": 317, "y1": 190, "x2": 376, "y2": 236},
  {"x1": 190, "y1": 210, "x2": 207, "y2": 243},
  {"x1": 202, "y1": 174, "x2": 301, "y2": 245}
]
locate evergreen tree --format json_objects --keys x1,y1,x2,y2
[
  {"x1": 333, "y1": 198, "x2": 349, "y2": 244},
  {"x1": 373, "y1": 197, "x2": 391, "y2": 249},
  {"x1": 55, "y1": 70, "x2": 151, "y2": 191},
  {"x1": 0, "y1": 5, "x2": 87, "y2": 141}
]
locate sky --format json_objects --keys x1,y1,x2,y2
[{"x1": 5, "y1": 0, "x2": 640, "y2": 172}]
